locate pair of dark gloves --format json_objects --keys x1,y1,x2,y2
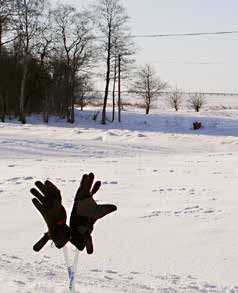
[{"x1": 31, "y1": 173, "x2": 117, "y2": 254}]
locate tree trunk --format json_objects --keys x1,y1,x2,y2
[
  {"x1": 65, "y1": 60, "x2": 71, "y2": 122},
  {"x1": 70, "y1": 97, "x2": 75, "y2": 123},
  {"x1": 101, "y1": 29, "x2": 112, "y2": 125},
  {"x1": 80, "y1": 95, "x2": 84, "y2": 111},
  {"x1": 102, "y1": 63, "x2": 110, "y2": 124},
  {"x1": 111, "y1": 58, "x2": 117, "y2": 122},
  {"x1": 0, "y1": 93, "x2": 6, "y2": 122},
  {"x1": 66, "y1": 96, "x2": 70, "y2": 122},
  {"x1": 145, "y1": 101, "x2": 150, "y2": 114},
  {"x1": 43, "y1": 96, "x2": 49, "y2": 123},
  {"x1": 19, "y1": 56, "x2": 28, "y2": 124},
  {"x1": 145, "y1": 94, "x2": 151, "y2": 115},
  {"x1": 118, "y1": 54, "x2": 121, "y2": 122},
  {"x1": 69, "y1": 73, "x2": 76, "y2": 123},
  {"x1": 0, "y1": 19, "x2": 2, "y2": 56}
]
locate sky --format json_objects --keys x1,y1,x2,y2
[{"x1": 53, "y1": 0, "x2": 238, "y2": 93}]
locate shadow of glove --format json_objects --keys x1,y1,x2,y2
[
  {"x1": 69, "y1": 173, "x2": 117, "y2": 254},
  {"x1": 31, "y1": 180, "x2": 70, "y2": 251}
]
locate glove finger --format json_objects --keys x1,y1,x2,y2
[
  {"x1": 75, "y1": 174, "x2": 89, "y2": 199},
  {"x1": 30, "y1": 187, "x2": 45, "y2": 204},
  {"x1": 85, "y1": 234, "x2": 93, "y2": 254},
  {"x1": 94, "y1": 204, "x2": 117, "y2": 220},
  {"x1": 87, "y1": 173, "x2": 95, "y2": 194},
  {"x1": 90, "y1": 180, "x2": 101, "y2": 197},
  {"x1": 33, "y1": 233, "x2": 49, "y2": 252},
  {"x1": 35, "y1": 181, "x2": 49, "y2": 198},
  {"x1": 44, "y1": 180, "x2": 61, "y2": 201},
  {"x1": 32, "y1": 198, "x2": 46, "y2": 216}
]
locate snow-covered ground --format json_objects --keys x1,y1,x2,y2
[{"x1": 1, "y1": 107, "x2": 238, "y2": 292}]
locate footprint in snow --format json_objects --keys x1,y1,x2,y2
[
  {"x1": 110, "y1": 181, "x2": 118, "y2": 184},
  {"x1": 106, "y1": 270, "x2": 118, "y2": 274},
  {"x1": 184, "y1": 205, "x2": 199, "y2": 210},
  {"x1": 23, "y1": 176, "x2": 33, "y2": 181},
  {"x1": 130, "y1": 271, "x2": 140, "y2": 275},
  {"x1": 102, "y1": 181, "x2": 118, "y2": 185},
  {"x1": 139, "y1": 284, "x2": 153, "y2": 290},
  {"x1": 13, "y1": 280, "x2": 26, "y2": 285},
  {"x1": 94, "y1": 136, "x2": 103, "y2": 141},
  {"x1": 204, "y1": 284, "x2": 217, "y2": 289},
  {"x1": 143, "y1": 205, "x2": 221, "y2": 219},
  {"x1": 7, "y1": 177, "x2": 21, "y2": 182},
  {"x1": 137, "y1": 133, "x2": 147, "y2": 138},
  {"x1": 90, "y1": 269, "x2": 102, "y2": 273},
  {"x1": 104, "y1": 275, "x2": 113, "y2": 280},
  {"x1": 10, "y1": 255, "x2": 21, "y2": 260},
  {"x1": 107, "y1": 131, "x2": 119, "y2": 136}
]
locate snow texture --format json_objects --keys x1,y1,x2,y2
[{"x1": 1, "y1": 107, "x2": 238, "y2": 292}]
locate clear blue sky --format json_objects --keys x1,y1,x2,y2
[{"x1": 58, "y1": 0, "x2": 238, "y2": 92}]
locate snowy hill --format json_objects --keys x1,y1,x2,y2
[{"x1": 1, "y1": 108, "x2": 238, "y2": 292}]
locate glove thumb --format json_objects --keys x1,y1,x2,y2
[{"x1": 94, "y1": 204, "x2": 117, "y2": 220}]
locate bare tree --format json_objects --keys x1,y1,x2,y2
[
  {"x1": 189, "y1": 93, "x2": 206, "y2": 112},
  {"x1": 129, "y1": 64, "x2": 167, "y2": 115},
  {"x1": 13, "y1": 0, "x2": 46, "y2": 123},
  {"x1": 93, "y1": 0, "x2": 131, "y2": 124},
  {"x1": 168, "y1": 88, "x2": 183, "y2": 111},
  {"x1": 53, "y1": 4, "x2": 95, "y2": 123}
]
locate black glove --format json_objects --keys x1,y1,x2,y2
[
  {"x1": 69, "y1": 173, "x2": 117, "y2": 254},
  {"x1": 31, "y1": 180, "x2": 70, "y2": 251}
]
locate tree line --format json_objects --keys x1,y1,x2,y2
[
  {"x1": 0, "y1": 0, "x2": 203, "y2": 125},
  {"x1": 0, "y1": 0, "x2": 137, "y2": 124}
]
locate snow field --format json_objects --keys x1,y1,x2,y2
[{"x1": 0, "y1": 108, "x2": 238, "y2": 292}]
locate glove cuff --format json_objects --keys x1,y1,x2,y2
[{"x1": 49, "y1": 224, "x2": 70, "y2": 249}]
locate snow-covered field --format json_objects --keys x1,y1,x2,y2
[{"x1": 1, "y1": 107, "x2": 238, "y2": 292}]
